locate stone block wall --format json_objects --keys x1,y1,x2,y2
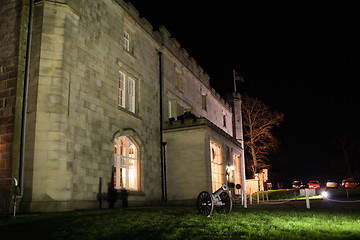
[
  {"x1": 0, "y1": 0, "x2": 29, "y2": 185},
  {"x1": 2, "y1": 0, "x2": 244, "y2": 212},
  {"x1": 158, "y1": 28, "x2": 234, "y2": 137},
  {"x1": 164, "y1": 126, "x2": 210, "y2": 203},
  {"x1": 22, "y1": 0, "x2": 163, "y2": 212}
]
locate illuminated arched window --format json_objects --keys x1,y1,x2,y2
[
  {"x1": 233, "y1": 154, "x2": 241, "y2": 187},
  {"x1": 210, "y1": 140, "x2": 224, "y2": 192},
  {"x1": 114, "y1": 136, "x2": 138, "y2": 190}
]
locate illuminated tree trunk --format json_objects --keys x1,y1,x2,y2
[{"x1": 241, "y1": 95, "x2": 284, "y2": 178}]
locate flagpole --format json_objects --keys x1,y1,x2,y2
[{"x1": 233, "y1": 69, "x2": 237, "y2": 93}]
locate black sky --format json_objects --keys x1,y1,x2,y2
[{"x1": 125, "y1": 1, "x2": 360, "y2": 183}]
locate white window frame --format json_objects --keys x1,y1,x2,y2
[
  {"x1": 168, "y1": 100, "x2": 173, "y2": 118},
  {"x1": 128, "y1": 77, "x2": 135, "y2": 113},
  {"x1": 124, "y1": 31, "x2": 130, "y2": 51},
  {"x1": 118, "y1": 71, "x2": 126, "y2": 108}
]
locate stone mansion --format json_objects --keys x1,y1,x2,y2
[{"x1": 0, "y1": 0, "x2": 246, "y2": 212}]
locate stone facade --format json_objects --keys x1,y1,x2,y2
[
  {"x1": 163, "y1": 117, "x2": 244, "y2": 205},
  {"x1": 22, "y1": 0, "x2": 167, "y2": 212},
  {"x1": 1, "y1": 0, "x2": 246, "y2": 212},
  {"x1": 0, "y1": 0, "x2": 30, "y2": 196}
]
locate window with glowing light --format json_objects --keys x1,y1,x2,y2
[
  {"x1": 210, "y1": 141, "x2": 224, "y2": 192},
  {"x1": 233, "y1": 154, "x2": 241, "y2": 186},
  {"x1": 114, "y1": 136, "x2": 138, "y2": 190}
]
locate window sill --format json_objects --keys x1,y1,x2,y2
[
  {"x1": 118, "y1": 106, "x2": 142, "y2": 120},
  {"x1": 116, "y1": 189, "x2": 145, "y2": 196},
  {"x1": 124, "y1": 49, "x2": 136, "y2": 61},
  {"x1": 127, "y1": 190, "x2": 145, "y2": 196}
]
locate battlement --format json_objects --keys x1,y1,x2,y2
[
  {"x1": 164, "y1": 112, "x2": 241, "y2": 148},
  {"x1": 115, "y1": 0, "x2": 232, "y2": 112},
  {"x1": 157, "y1": 27, "x2": 211, "y2": 88}
]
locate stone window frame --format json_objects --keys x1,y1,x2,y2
[{"x1": 223, "y1": 114, "x2": 227, "y2": 128}]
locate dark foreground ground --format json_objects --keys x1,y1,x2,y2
[{"x1": 1, "y1": 197, "x2": 360, "y2": 240}]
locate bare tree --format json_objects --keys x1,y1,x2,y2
[{"x1": 241, "y1": 95, "x2": 284, "y2": 177}]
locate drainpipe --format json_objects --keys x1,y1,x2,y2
[
  {"x1": 158, "y1": 50, "x2": 167, "y2": 205},
  {"x1": 162, "y1": 142, "x2": 167, "y2": 205},
  {"x1": 19, "y1": 0, "x2": 34, "y2": 197},
  {"x1": 238, "y1": 94, "x2": 247, "y2": 208}
]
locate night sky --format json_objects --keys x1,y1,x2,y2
[{"x1": 125, "y1": 1, "x2": 360, "y2": 185}]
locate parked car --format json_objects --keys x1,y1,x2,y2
[
  {"x1": 325, "y1": 180, "x2": 338, "y2": 188},
  {"x1": 292, "y1": 180, "x2": 306, "y2": 189},
  {"x1": 340, "y1": 178, "x2": 358, "y2": 188},
  {"x1": 308, "y1": 180, "x2": 321, "y2": 189}
]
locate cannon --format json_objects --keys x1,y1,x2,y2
[{"x1": 196, "y1": 184, "x2": 232, "y2": 216}]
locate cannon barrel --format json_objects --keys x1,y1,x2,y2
[{"x1": 213, "y1": 184, "x2": 228, "y2": 198}]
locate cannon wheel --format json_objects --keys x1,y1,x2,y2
[
  {"x1": 197, "y1": 191, "x2": 214, "y2": 216},
  {"x1": 215, "y1": 192, "x2": 233, "y2": 214}
]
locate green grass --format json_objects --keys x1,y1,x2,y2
[{"x1": 1, "y1": 206, "x2": 360, "y2": 240}]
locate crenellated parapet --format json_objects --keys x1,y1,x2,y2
[
  {"x1": 114, "y1": 1, "x2": 233, "y2": 110},
  {"x1": 115, "y1": 1, "x2": 211, "y2": 88},
  {"x1": 156, "y1": 26, "x2": 211, "y2": 88},
  {"x1": 115, "y1": 0, "x2": 156, "y2": 38},
  {"x1": 164, "y1": 112, "x2": 242, "y2": 148},
  {"x1": 210, "y1": 87, "x2": 232, "y2": 111}
]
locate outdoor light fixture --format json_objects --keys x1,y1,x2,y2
[
  {"x1": 226, "y1": 165, "x2": 235, "y2": 171},
  {"x1": 321, "y1": 191, "x2": 328, "y2": 198},
  {"x1": 225, "y1": 165, "x2": 235, "y2": 179}
]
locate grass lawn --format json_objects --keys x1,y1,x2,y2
[{"x1": 1, "y1": 206, "x2": 360, "y2": 240}]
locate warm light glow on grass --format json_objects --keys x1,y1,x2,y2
[{"x1": 1, "y1": 207, "x2": 360, "y2": 239}]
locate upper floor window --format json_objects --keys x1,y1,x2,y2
[
  {"x1": 223, "y1": 114, "x2": 227, "y2": 127},
  {"x1": 202, "y1": 94, "x2": 207, "y2": 111},
  {"x1": 175, "y1": 71, "x2": 183, "y2": 92},
  {"x1": 128, "y1": 77, "x2": 135, "y2": 113},
  {"x1": 114, "y1": 136, "x2": 139, "y2": 190},
  {"x1": 124, "y1": 31, "x2": 130, "y2": 51},
  {"x1": 118, "y1": 71, "x2": 136, "y2": 113},
  {"x1": 118, "y1": 71, "x2": 126, "y2": 108}
]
